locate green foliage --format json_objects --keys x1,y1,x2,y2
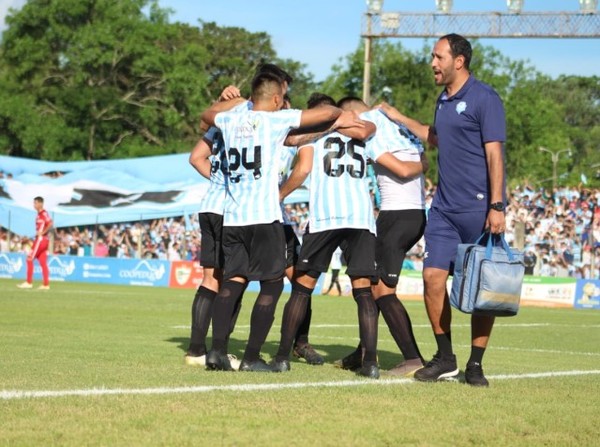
[
  {"x1": 0, "y1": 2, "x2": 597, "y2": 188},
  {"x1": 321, "y1": 39, "x2": 599, "y2": 188}
]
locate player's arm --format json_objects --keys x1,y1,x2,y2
[
  {"x1": 200, "y1": 97, "x2": 247, "y2": 128},
  {"x1": 284, "y1": 111, "x2": 370, "y2": 147},
  {"x1": 279, "y1": 146, "x2": 314, "y2": 202},
  {"x1": 298, "y1": 105, "x2": 341, "y2": 129},
  {"x1": 375, "y1": 102, "x2": 437, "y2": 147},
  {"x1": 374, "y1": 152, "x2": 427, "y2": 178},
  {"x1": 337, "y1": 113, "x2": 376, "y2": 140},
  {"x1": 189, "y1": 137, "x2": 213, "y2": 180},
  {"x1": 484, "y1": 141, "x2": 506, "y2": 234}
]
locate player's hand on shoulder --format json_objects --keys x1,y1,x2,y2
[
  {"x1": 219, "y1": 85, "x2": 241, "y2": 102},
  {"x1": 334, "y1": 110, "x2": 364, "y2": 130}
]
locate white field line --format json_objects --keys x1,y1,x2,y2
[
  {"x1": 2, "y1": 369, "x2": 599, "y2": 401},
  {"x1": 172, "y1": 323, "x2": 600, "y2": 330}
]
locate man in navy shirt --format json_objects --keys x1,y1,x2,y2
[{"x1": 378, "y1": 33, "x2": 506, "y2": 386}]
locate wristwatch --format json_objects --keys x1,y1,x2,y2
[{"x1": 490, "y1": 202, "x2": 505, "y2": 212}]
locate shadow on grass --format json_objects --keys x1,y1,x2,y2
[{"x1": 164, "y1": 336, "x2": 410, "y2": 370}]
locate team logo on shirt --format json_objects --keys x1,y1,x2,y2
[
  {"x1": 456, "y1": 101, "x2": 467, "y2": 114},
  {"x1": 249, "y1": 116, "x2": 262, "y2": 131}
]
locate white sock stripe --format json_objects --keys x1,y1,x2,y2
[{"x1": 2, "y1": 370, "x2": 599, "y2": 401}]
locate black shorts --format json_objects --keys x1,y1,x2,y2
[
  {"x1": 198, "y1": 212, "x2": 224, "y2": 268},
  {"x1": 296, "y1": 228, "x2": 376, "y2": 279},
  {"x1": 222, "y1": 221, "x2": 286, "y2": 282},
  {"x1": 376, "y1": 209, "x2": 426, "y2": 287},
  {"x1": 283, "y1": 225, "x2": 300, "y2": 268}
]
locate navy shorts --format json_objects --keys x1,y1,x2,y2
[
  {"x1": 198, "y1": 212, "x2": 224, "y2": 268},
  {"x1": 222, "y1": 222, "x2": 286, "y2": 282},
  {"x1": 423, "y1": 207, "x2": 487, "y2": 274},
  {"x1": 296, "y1": 228, "x2": 376, "y2": 279}
]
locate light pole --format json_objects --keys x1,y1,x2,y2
[
  {"x1": 538, "y1": 146, "x2": 572, "y2": 191},
  {"x1": 363, "y1": 0, "x2": 383, "y2": 105}
]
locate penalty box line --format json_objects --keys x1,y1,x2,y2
[{"x1": 2, "y1": 369, "x2": 600, "y2": 401}]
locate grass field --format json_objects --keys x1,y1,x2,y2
[{"x1": 1, "y1": 278, "x2": 599, "y2": 446}]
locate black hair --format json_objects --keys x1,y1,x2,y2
[
  {"x1": 440, "y1": 33, "x2": 472, "y2": 69},
  {"x1": 306, "y1": 92, "x2": 336, "y2": 109},
  {"x1": 336, "y1": 96, "x2": 365, "y2": 110},
  {"x1": 251, "y1": 72, "x2": 284, "y2": 100},
  {"x1": 34, "y1": 196, "x2": 44, "y2": 203},
  {"x1": 256, "y1": 63, "x2": 293, "y2": 85}
]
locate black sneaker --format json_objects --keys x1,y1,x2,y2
[
  {"x1": 414, "y1": 352, "x2": 459, "y2": 382},
  {"x1": 357, "y1": 363, "x2": 380, "y2": 379},
  {"x1": 206, "y1": 350, "x2": 233, "y2": 371},
  {"x1": 333, "y1": 348, "x2": 362, "y2": 371},
  {"x1": 270, "y1": 358, "x2": 291, "y2": 373},
  {"x1": 239, "y1": 358, "x2": 275, "y2": 372},
  {"x1": 293, "y1": 344, "x2": 324, "y2": 365},
  {"x1": 465, "y1": 362, "x2": 489, "y2": 387}
]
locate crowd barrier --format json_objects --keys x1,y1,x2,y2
[
  {"x1": 0, "y1": 253, "x2": 320, "y2": 293},
  {"x1": 321, "y1": 270, "x2": 600, "y2": 310},
  {"x1": 1, "y1": 253, "x2": 597, "y2": 309}
]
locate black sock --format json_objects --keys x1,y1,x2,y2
[
  {"x1": 353, "y1": 287, "x2": 378, "y2": 365},
  {"x1": 294, "y1": 296, "x2": 312, "y2": 347},
  {"x1": 276, "y1": 283, "x2": 313, "y2": 360},
  {"x1": 468, "y1": 346, "x2": 486, "y2": 365},
  {"x1": 227, "y1": 286, "x2": 245, "y2": 342},
  {"x1": 377, "y1": 294, "x2": 422, "y2": 361},
  {"x1": 210, "y1": 280, "x2": 246, "y2": 354},
  {"x1": 244, "y1": 279, "x2": 284, "y2": 362},
  {"x1": 435, "y1": 332, "x2": 453, "y2": 358},
  {"x1": 188, "y1": 286, "x2": 217, "y2": 356}
]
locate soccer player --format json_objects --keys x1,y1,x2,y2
[
  {"x1": 185, "y1": 65, "x2": 298, "y2": 370},
  {"x1": 271, "y1": 93, "x2": 427, "y2": 379},
  {"x1": 17, "y1": 196, "x2": 52, "y2": 290},
  {"x1": 334, "y1": 97, "x2": 428, "y2": 377},
  {"x1": 184, "y1": 108, "x2": 246, "y2": 370},
  {"x1": 279, "y1": 94, "x2": 325, "y2": 366},
  {"x1": 379, "y1": 34, "x2": 507, "y2": 386},
  {"x1": 201, "y1": 74, "x2": 343, "y2": 372}
]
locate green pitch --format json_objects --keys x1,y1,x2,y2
[{"x1": 1, "y1": 279, "x2": 599, "y2": 446}]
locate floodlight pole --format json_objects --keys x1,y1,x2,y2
[{"x1": 538, "y1": 147, "x2": 571, "y2": 191}]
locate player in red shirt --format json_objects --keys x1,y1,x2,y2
[{"x1": 17, "y1": 196, "x2": 53, "y2": 290}]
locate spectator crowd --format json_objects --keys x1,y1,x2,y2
[{"x1": 2, "y1": 186, "x2": 599, "y2": 279}]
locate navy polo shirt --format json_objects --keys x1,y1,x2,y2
[{"x1": 432, "y1": 75, "x2": 506, "y2": 213}]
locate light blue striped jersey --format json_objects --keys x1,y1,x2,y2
[
  {"x1": 279, "y1": 145, "x2": 298, "y2": 225},
  {"x1": 360, "y1": 109, "x2": 426, "y2": 211},
  {"x1": 215, "y1": 108, "x2": 302, "y2": 226},
  {"x1": 198, "y1": 101, "x2": 251, "y2": 215},
  {"x1": 300, "y1": 131, "x2": 384, "y2": 234},
  {"x1": 197, "y1": 127, "x2": 227, "y2": 215}
]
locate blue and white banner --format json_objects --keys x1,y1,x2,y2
[
  {"x1": 574, "y1": 279, "x2": 600, "y2": 309},
  {"x1": 0, "y1": 154, "x2": 209, "y2": 236},
  {"x1": 0, "y1": 253, "x2": 170, "y2": 287},
  {"x1": 0, "y1": 154, "x2": 309, "y2": 236}
]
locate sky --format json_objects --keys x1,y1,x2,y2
[{"x1": 1, "y1": 0, "x2": 598, "y2": 81}]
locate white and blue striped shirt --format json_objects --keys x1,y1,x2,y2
[
  {"x1": 361, "y1": 110, "x2": 426, "y2": 211},
  {"x1": 215, "y1": 108, "x2": 302, "y2": 226},
  {"x1": 197, "y1": 127, "x2": 227, "y2": 215},
  {"x1": 300, "y1": 131, "x2": 384, "y2": 234},
  {"x1": 279, "y1": 145, "x2": 298, "y2": 225},
  {"x1": 198, "y1": 102, "x2": 251, "y2": 215}
]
